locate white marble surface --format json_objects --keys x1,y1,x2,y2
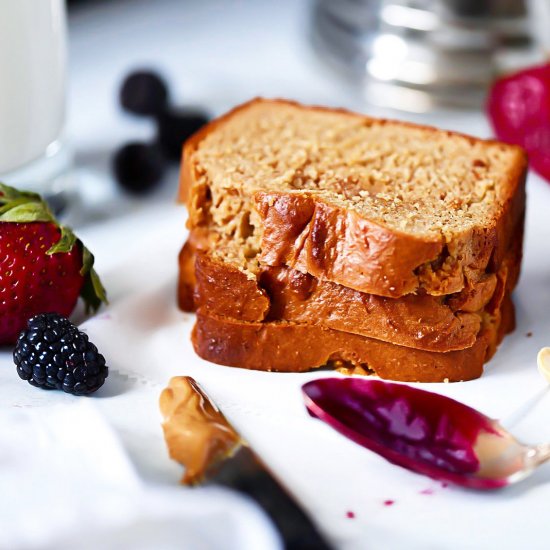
[{"x1": 2, "y1": 1, "x2": 550, "y2": 549}]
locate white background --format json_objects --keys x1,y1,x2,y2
[{"x1": 1, "y1": 1, "x2": 550, "y2": 548}]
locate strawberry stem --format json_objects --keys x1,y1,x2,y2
[{"x1": 0, "y1": 182, "x2": 108, "y2": 313}]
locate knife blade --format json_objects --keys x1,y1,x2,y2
[{"x1": 160, "y1": 376, "x2": 333, "y2": 550}]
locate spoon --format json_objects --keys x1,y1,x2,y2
[{"x1": 302, "y1": 352, "x2": 550, "y2": 490}]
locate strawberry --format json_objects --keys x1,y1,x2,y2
[
  {"x1": 487, "y1": 63, "x2": 550, "y2": 182},
  {"x1": 0, "y1": 183, "x2": 107, "y2": 345}
]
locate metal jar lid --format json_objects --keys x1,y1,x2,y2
[{"x1": 311, "y1": 0, "x2": 543, "y2": 111}]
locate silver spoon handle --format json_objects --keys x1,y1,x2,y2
[
  {"x1": 528, "y1": 443, "x2": 550, "y2": 468},
  {"x1": 502, "y1": 386, "x2": 550, "y2": 429}
]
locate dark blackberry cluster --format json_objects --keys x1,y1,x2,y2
[
  {"x1": 14, "y1": 313, "x2": 108, "y2": 396},
  {"x1": 113, "y1": 142, "x2": 165, "y2": 194},
  {"x1": 120, "y1": 71, "x2": 168, "y2": 116},
  {"x1": 114, "y1": 69, "x2": 209, "y2": 194}
]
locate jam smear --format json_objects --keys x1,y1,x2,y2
[{"x1": 302, "y1": 378, "x2": 501, "y2": 487}]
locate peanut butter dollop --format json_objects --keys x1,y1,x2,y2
[{"x1": 159, "y1": 376, "x2": 241, "y2": 484}]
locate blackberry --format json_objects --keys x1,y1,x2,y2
[
  {"x1": 120, "y1": 70, "x2": 168, "y2": 116},
  {"x1": 113, "y1": 142, "x2": 166, "y2": 194},
  {"x1": 14, "y1": 313, "x2": 108, "y2": 396},
  {"x1": 157, "y1": 106, "x2": 209, "y2": 161}
]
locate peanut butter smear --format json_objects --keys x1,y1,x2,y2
[{"x1": 159, "y1": 376, "x2": 241, "y2": 484}]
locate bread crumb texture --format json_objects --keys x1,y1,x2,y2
[{"x1": 187, "y1": 100, "x2": 524, "y2": 283}]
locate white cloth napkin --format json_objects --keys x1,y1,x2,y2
[
  {"x1": 0, "y1": 402, "x2": 281, "y2": 550},
  {"x1": 4, "y1": 195, "x2": 550, "y2": 549},
  {"x1": 75, "y1": 200, "x2": 550, "y2": 550}
]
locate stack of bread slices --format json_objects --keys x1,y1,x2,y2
[{"x1": 177, "y1": 99, "x2": 527, "y2": 382}]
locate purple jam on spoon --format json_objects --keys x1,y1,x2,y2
[{"x1": 302, "y1": 378, "x2": 520, "y2": 489}]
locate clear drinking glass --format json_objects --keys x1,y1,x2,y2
[{"x1": 0, "y1": 0, "x2": 71, "y2": 203}]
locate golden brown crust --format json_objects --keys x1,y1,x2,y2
[
  {"x1": 178, "y1": 98, "x2": 524, "y2": 380},
  {"x1": 255, "y1": 184, "x2": 525, "y2": 297},
  {"x1": 194, "y1": 250, "x2": 270, "y2": 323},
  {"x1": 179, "y1": 98, "x2": 527, "y2": 298},
  {"x1": 193, "y1": 250, "x2": 483, "y2": 352},
  {"x1": 255, "y1": 192, "x2": 443, "y2": 297},
  {"x1": 180, "y1": 228, "x2": 521, "y2": 352},
  {"x1": 445, "y1": 274, "x2": 497, "y2": 313},
  {"x1": 177, "y1": 240, "x2": 197, "y2": 312},
  {"x1": 191, "y1": 295, "x2": 514, "y2": 383}
]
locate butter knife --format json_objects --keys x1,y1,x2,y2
[{"x1": 159, "y1": 376, "x2": 332, "y2": 550}]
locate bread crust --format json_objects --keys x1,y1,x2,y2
[
  {"x1": 179, "y1": 232, "x2": 522, "y2": 352},
  {"x1": 256, "y1": 186, "x2": 525, "y2": 297},
  {"x1": 179, "y1": 226, "x2": 520, "y2": 352},
  {"x1": 179, "y1": 98, "x2": 527, "y2": 298},
  {"x1": 177, "y1": 239, "x2": 197, "y2": 312},
  {"x1": 179, "y1": 98, "x2": 523, "y2": 379},
  {"x1": 191, "y1": 295, "x2": 514, "y2": 382}
]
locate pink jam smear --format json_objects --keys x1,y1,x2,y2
[{"x1": 302, "y1": 378, "x2": 502, "y2": 488}]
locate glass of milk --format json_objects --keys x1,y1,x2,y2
[{"x1": 0, "y1": 0, "x2": 70, "y2": 204}]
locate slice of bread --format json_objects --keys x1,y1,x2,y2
[
  {"x1": 180, "y1": 98, "x2": 526, "y2": 297},
  {"x1": 178, "y1": 227, "x2": 520, "y2": 352},
  {"x1": 192, "y1": 294, "x2": 515, "y2": 382}
]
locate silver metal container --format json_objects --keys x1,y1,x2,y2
[{"x1": 311, "y1": 0, "x2": 545, "y2": 111}]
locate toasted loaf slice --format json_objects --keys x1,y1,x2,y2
[
  {"x1": 180, "y1": 98, "x2": 526, "y2": 297},
  {"x1": 179, "y1": 226, "x2": 520, "y2": 352},
  {"x1": 192, "y1": 294, "x2": 515, "y2": 382}
]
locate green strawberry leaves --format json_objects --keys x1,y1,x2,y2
[
  {"x1": 47, "y1": 225, "x2": 77, "y2": 254},
  {"x1": 0, "y1": 184, "x2": 56, "y2": 223},
  {"x1": 80, "y1": 246, "x2": 108, "y2": 313},
  {"x1": 0, "y1": 182, "x2": 108, "y2": 313}
]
